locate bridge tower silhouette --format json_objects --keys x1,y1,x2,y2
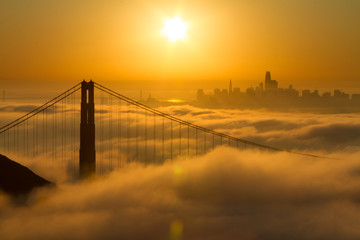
[{"x1": 80, "y1": 80, "x2": 96, "y2": 179}]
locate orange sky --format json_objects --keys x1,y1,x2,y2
[{"x1": 1, "y1": 0, "x2": 360, "y2": 96}]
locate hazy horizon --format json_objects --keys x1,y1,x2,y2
[{"x1": 1, "y1": 0, "x2": 360, "y2": 92}]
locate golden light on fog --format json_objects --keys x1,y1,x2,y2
[
  {"x1": 167, "y1": 99, "x2": 185, "y2": 103},
  {"x1": 162, "y1": 16, "x2": 188, "y2": 42}
]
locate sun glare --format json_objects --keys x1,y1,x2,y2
[{"x1": 162, "y1": 16, "x2": 188, "y2": 42}]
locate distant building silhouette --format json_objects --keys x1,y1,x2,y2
[
  {"x1": 197, "y1": 89, "x2": 204, "y2": 101},
  {"x1": 229, "y1": 79, "x2": 233, "y2": 95},
  {"x1": 353, "y1": 94, "x2": 360, "y2": 104}
]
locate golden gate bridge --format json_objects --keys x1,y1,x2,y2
[{"x1": 0, "y1": 81, "x2": 324, "y2": 181}]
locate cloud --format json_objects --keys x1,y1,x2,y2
[
  {"x1": 252, "y1": 119, "x2": 303, "y2": 132},
  {"x1": 160, "y1": 106, "x2": 360, "y2": 152},
  {"x1": 299, "y1": 123, "x2": 360, "y2": 144},
  {"x1": 2, "y1": 102, "x2": 360, "y2": 239},
  {"x1": 1, "y1": 148, "x2": 360, "y2": 239},
  {"x1": 0, "y1": 105, "x2": 39, "y2": 113}
]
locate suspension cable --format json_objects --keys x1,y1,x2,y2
[
  {"x1": 94, "y1": 82, "x2": 328, "y2": 159},
  {"x1": 0, "y1": 83, "x2": 81, "y2": 134}
]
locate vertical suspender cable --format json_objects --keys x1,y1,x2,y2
[
  {"x1": 162, "y1": 116, "x2": 164, "y2": 162},
  {"x1": 72, "y1": 90, "x2": 75, "y2": 170},
  {"x1": 21, "y1": 120, "x2": 24, "y2": 156},
  {"x1": 145, "y1": 109, "x2": 147, "y2": 164},
  {"x1": 64, "y1": 97, "x2": 67, "y2": 164},
  {"x1": 117, "y1": 99, "x2": 122, "y2": 168},
  {"x1": 26, "y1": 120, "x2": 28, "y2": 156},
  {"x1": 127, "y1": 102, "x2": 130, "y2": 163},
  {"x1": 170, "y1": 120, "x2": 173, "y2": 160},
  {"x1": 33, "y1": 117, "x2": 36, "y2": 157},
  {"x1": 7, "y1": 129, "x2": 9, "y2": 154},
  {"x1": 45, "y1": 107, "x2": 47, "y2": 161},
  {"x1": 62, "y1": 99, "x2": 64, "y2": 165},
  {"x1": 14, "y1": 124, "x2": 16, "y2": 154},
  {"x1": 136, "y1": 106, "x2": 139, "y2": 161},
  {"x1": 153, "y1": 112, "x2": 156, "y2": 164},
  {"x1": 187, "y1": 125, "x2": 190, "y2": 157},
  {"x1": 195, "y1": 128, "x2": 198, "y2": 156},
  {"x1": 54, "y1": 104, "x2": 56, "y2": 161},
  {"x1": 43, "y1": 108, "x2": 45, "y2": 158},
  {"x1": 204, "y1": 131, "x2": 206, "y2": 154},
  {"x1": 100, "y1": 90, "x2": 103, "y2": 174},
  {"x1": 179, "y1": 123, "x2": 181, "y2": 157},
  {"x1": 212, "y1": 133, "x2": 215, "y2": 150},
  {"x1": 109, "y1": 94, "x2": 112, "y2": 172}
]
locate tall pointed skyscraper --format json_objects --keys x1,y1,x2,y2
[
  {"x1": 265, "y1": 71, "x2": 278, "y2": 91},
  {"x1": 265, "y1": 71, "x2": 271, "y2": 83},
  {"x1": 265, "y1": 71, "x2": 271, "y2": 91}
]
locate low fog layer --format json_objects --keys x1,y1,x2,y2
[
  {"x1": 161, "y1": 105, "x2": 360, "y2": 152},
  {"x1": 1, "y1": 103, "x2": 360, "y2": 239},
  {"x1": 1, "y1": 148, "x2": 360, "y2": 239}
]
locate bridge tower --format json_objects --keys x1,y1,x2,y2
[{"x1": 79, "y1": 80, "x2": 96, "y2": 179}]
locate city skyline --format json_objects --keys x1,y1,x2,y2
[
  {"x1": 199, "y1": 71, "x2": 359, "y2": 98},
  {"x1": 196, "y1": 71, "x2": 360, "y2": 111}
]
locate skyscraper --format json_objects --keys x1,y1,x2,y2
[
  {"x1": 265, "y1": 71, "x2": 278, "y2": 91},
  {"x1": 265, "y1": 71, "x2": 271, "y2": 83}
]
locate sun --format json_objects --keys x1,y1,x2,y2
[{"x1": 162, "y1": 16, "x2": 188, "y2": 42}]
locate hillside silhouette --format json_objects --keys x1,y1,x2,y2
[{"x1": 0, "y1": 154, "x2": 52, "y2": 196}]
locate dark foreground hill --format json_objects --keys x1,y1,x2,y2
[{"x1": 0, "y1": 154, "x2": 52, "y2": 196}]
